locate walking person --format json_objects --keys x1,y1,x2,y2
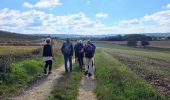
[
  {"x1": 43, "y1": 38, "x2": 53, "y2": 74},
  {"x1": 61, "y1": 38, "x2": 73, "y2": 73},
  {"x1": 76, "y1": 40, "x2": 84, "y2": 68},
  {"x1": 84, "y1": 40, "x2": 96, "y2": 77},
  {"x1": 74, "y1": 40, "x2": 78, "y2": 63}
]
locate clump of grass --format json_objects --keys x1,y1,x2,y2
[
  {"x1": 95, "y1": 50, "x2": 165, "y2": 100},
  {"x1": 48, "y1": 67, "x2": 83, "y2": 100},
  {"x1": 0, "y1": 58, "x2": 43, "y2": 97}
]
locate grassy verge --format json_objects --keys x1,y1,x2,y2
[
  {"x1": 47, "y1": 66, "x2": 83, "y2": 100},
  {"x1": 95, "y1": 50, "x2": 165, "y2": 100},
  {"x1": 0, "y1": 58, "x2": 43, "y2": 96},
  {"x1": 0, "y1": 50, "x2": 63, "y2": 98}
]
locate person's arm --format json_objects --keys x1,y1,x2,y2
[
  {"x1": 61, "y1": 43, "x2": 64, "y2": 55},
  {"x1": 51, "y1": 45, "x2": 54, "y2": 57},
  {"x1": 83, "y1": 45, "x2": 87, "y2": 53},
  {"x1": 92, "y1": 44, "x2": 96, "y2": 53},
  {"x1": 74, "y1": 44, "x2": 77, "y2": 51},
  {"x1": 71, "y1": 43, "x2": 74, "y2": 56},
  {"x1": 42, "y1": 45, "x2": 45, "y2": 57}
]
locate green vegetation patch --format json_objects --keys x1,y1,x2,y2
[
  {"x1": 0, "y1": 58, "x2": 43, "y2": 96},
  {"x1": 95, "y1": 50, "x2": 165, "y2": 100},
  {"x1": 0, "y1": 50, "x2": 63, "y2": 98},
  {"x1": 48, "y1": 67, "x2": 83, "y2": 100}
]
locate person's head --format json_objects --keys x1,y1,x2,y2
[
  {"x1": 46, "y1": 38, "x2": 51, "y2": 44},
  {"x1": 87, "y1": 39, "x2": 91, "y2": 44},
  {"x1": 79, "y1": 40, "x2": 82, "y2": 44},
  {"x1": 66, "y1": 38, "x2": 70, "y2": 43}
]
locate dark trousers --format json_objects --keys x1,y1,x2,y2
[
  {"x1": 78, "y1": 57, "x2": 84, "y2": 67},
  {"x1": 44, "y1": 60, "x2": 52, "y2": 72},
  {"x1": 64, "y1": 55, "x2": 72, "y2": 73}
]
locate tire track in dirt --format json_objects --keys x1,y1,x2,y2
[
  {"x1": 77, "y1": 74, "x2": 96, "y2": 100},
  {"x1": 11, "y1": 60, "x2": 75, "y2": 100}
]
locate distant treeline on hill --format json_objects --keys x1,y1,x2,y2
[
  {"x1": 90, "y1": 34, "x2": 170, "y2": 41},
  {"x1": 0, "y1": 30, "x2": 40, "y2": 43}
]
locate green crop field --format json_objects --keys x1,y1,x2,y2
[{"x1": 95, "y1": 43, "x2": 170, "y2": 99}]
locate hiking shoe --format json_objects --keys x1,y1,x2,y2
[
  {"x1": 44, "y1": 70, "x2": 47, "y2": 74},
  {"x1": 88, "y1": 73, "x2": 92, "y2": 77},
  {"x1": 48, "y1": 71, "x2": 52, "y2": 74},
  {"x1": 84, "y1": 71, "x2": 88, "y2": 76}
]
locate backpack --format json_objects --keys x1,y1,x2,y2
[
  {"x1": 86, "y1": 44, "x2": 95, "y2": 58},
  {"x1": 77, "y1": 44, "x2": 83, "y2": 54},
  {"x1": 64, "y1": 43, "x2": 72, "y2": 55}
]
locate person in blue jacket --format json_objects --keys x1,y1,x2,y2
[{"x1": 61, "y1": 38, "x2": 73, "y2": 73}]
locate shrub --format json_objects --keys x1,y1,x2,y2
[
  {"x1": 0, "y1": 55, "x2": 12, "y2": 72},
  {"x1": 127, "y1": 41, "x2": 137, "y2": 46},
  {"x1": 141, "y1": 41, "x2": 149, "y2": 47}
]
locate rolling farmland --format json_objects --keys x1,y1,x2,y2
[
  {"x1": 0, "y1": 37, "x2": 170, "y2": 100},
  {"x1": 0, "y1": 46, "x2": 40, "y2": 55},
  {"x1": 95, "y1": 43, "x2": 170, "y2": 99}
]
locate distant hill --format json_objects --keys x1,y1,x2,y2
[
  {"x1": 33, "y1": 34, "x2": 120, "y2": 39},
  {"x1": 0, "y1": 30, "x2": 40, "y2": 43},
  {"x1": 143, "y1": 33, "x2": 170, "y2": 37},
  {"x1": 33, "y1": 33, "x2": 170, "y2": 39}
]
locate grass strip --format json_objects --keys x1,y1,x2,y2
[
  {"x1": 95, "y1": 50, "x2": 165, "y2": 100},
  {"x1": 47, "y1": 66, "x2": 83, "y2": 100}
]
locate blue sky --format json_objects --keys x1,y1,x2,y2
[{"x1": 0, "y1": 0, "x2": 170, "y2": 35}]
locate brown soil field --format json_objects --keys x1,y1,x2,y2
[{"x1": 112, "y1": 53, "x2": 170, "y2": 98}]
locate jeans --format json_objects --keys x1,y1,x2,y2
[
  {"x1": 78, "y1": 57, "x2": 84, "y2": 68},
  {"x1": 44, "y1": 60, "x2": 52, "y2": 73},
  {"x1": 64, "y1": 55, "x2": 72, "y2": 73}
]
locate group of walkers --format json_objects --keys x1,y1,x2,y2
[{"x1": 42, "y1": 38, "x2": 96, "y2": 77}]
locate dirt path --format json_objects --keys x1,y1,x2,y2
[
  {"x1": 11, "y1": 65, "x2": 66, "y2": 100},
  {"x1": 77, "y1": 74, "x2": 97, "y2": 100}
]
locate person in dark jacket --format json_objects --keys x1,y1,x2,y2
[
  {"x1": 84, "y1": 40, "x2": 96, "y2": 77},
  {"x1": 61, "y1": 38, "x2": 73, "y2": 73},
  {"x1": 43, "y1": 38, "x2": 53, "y2": 74},
  {"x1": 75, "y1": 40, "x2": 84, "y2": 68},
  {"x1": 74, "y1": 40, "x2": 78, "y2": 62}
]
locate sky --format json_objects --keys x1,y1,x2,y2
[{"x1": 0, "y1": 0, "x2": 170, "y2": 35}]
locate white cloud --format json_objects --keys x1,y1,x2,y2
[
  {"x1": 23, "y1": 0, "x2": 62, "y2": 9},
  {"x1": 23, "y1": 2, "x2": 34, "y2": 8},
  {"x1": 96, "y1": 12, "x2": 108, "y2": 19},
  {"x1": 0, "y1": 9, "x2": 94, "y2": 34},
  {"x1": 119, "y1": 18, "x2": 140, "y2": 25},
  {"x1": 166, "y1": 4, "x2": 170, "y2": 8},
  {"x1": 0, "y1": 8, "x2": 170, "y2": 35}
]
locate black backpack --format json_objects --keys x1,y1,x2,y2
[{"x1": 86, "y1": 44, "x2": 95, "y2": 58}]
